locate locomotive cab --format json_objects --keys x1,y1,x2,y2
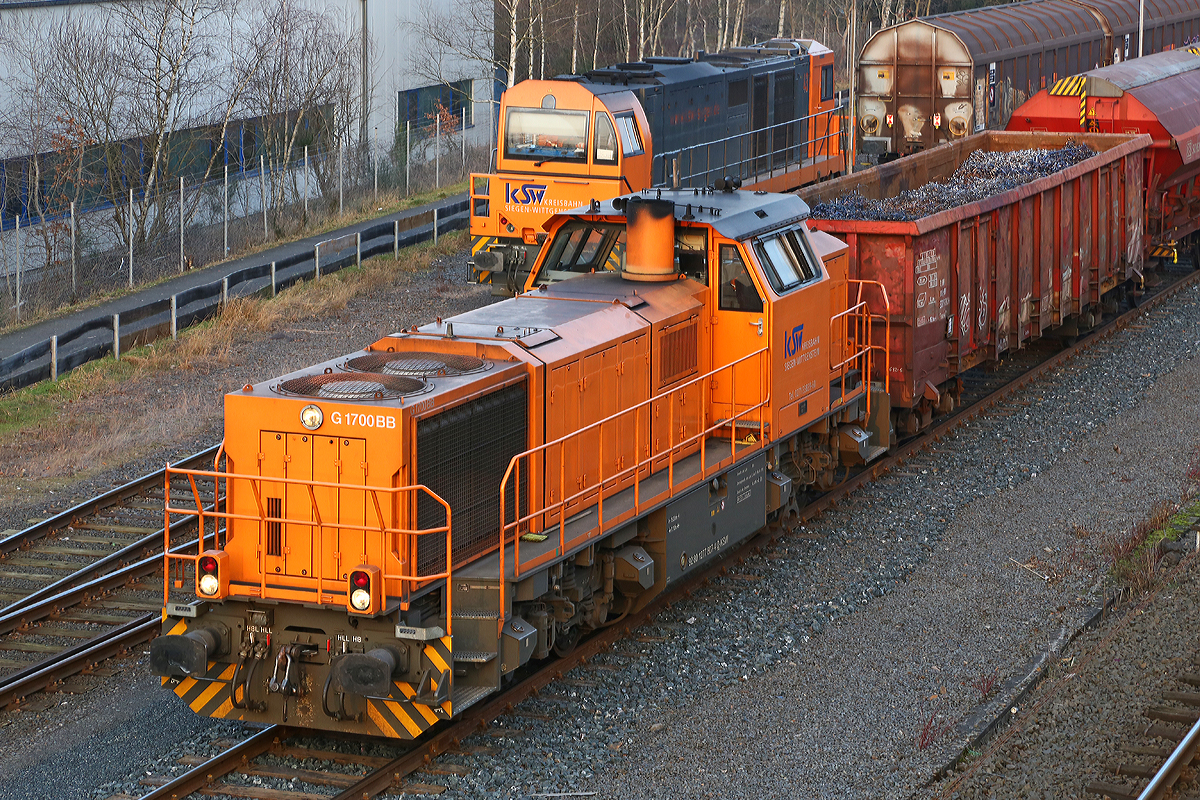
[{"x1": 470, "y1": 80, "x2": 652, "y2": 294}]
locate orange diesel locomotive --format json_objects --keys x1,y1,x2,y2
[
  {"x1": 471, "y1": 38, "x2": 846, "y2": 294},
  {"x1": 151, "y1": 185, "x2": 892, "y2": 738}
]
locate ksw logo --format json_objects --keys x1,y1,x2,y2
[
  {"x1": 784, "y1": 324, "x2": 804, "y2": 357},
  {"x1": 505, "y1": 183, "x2": 547, "y2": 205}
]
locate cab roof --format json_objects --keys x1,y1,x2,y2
[{"x1": 558, "y1": 188, "x2": 812, "y2": 241}]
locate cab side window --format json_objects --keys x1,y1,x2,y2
[
  {"x1": 594, "y1": 113, "x2": 618, "y2": 165},
  {"x1": 719, "y1": 244, "x2": 763, "y2": 313}
]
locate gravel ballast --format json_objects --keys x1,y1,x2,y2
[{"x1": 0, "y1": 245, "x2": 1197, "y2": 798}]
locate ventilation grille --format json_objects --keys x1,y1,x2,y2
[
  {"x1": 416, "y1": 381, "x2": 528, "y2": 576},
  {"x1": 346, "y1": 351, "x2": 487, "y2": 377},
  {"x1": 278, "y1": 372, "x2": 426, "y2": 400},
  {"x1": 659, "y1": 318, "x2": 699, "y2": 388},
  {"x1": 266, "y1": 497, "x2": 282, "y2": 556}
]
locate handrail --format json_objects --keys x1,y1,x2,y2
[
  {"x1": 496, "y1": 347, "x2": 771, "y2": 633},
  {"x1": 849, "y1": 278, "x2": 893, "y2": 396},
  {"x1": 163, "y1": 465, "x2": 454, "y2": 632},
  {"x1": 829, "y1": 298, "x2": 876, "y2": 417},
  {"x1": 654, "y1": 105, "x2": 846, "y2": 189},
  {"x1": 849, "y1": 278, "x2": 897, "y2": 398}
]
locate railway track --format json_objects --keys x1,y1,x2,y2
[
  {"x1": 1087, "y1": 663, "x2": 1200, "y2": 800},
  {"x1": 125, "y1": 261, "x2": 1200, "y2": 799},
  {"x1": 0, "y1": 447, "x2": 220, "y2": 711}
]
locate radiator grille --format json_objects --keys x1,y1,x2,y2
[
  {"x1": 415, "y1": 381, "x2": 528, "y2": 576},
  {"x1": 659, "y1": 318, "x2": 699, "y2": 388},
  {"x1": 346, "y1": 351, "x2": 488, "y2": 377},
  {"x1": 278, "y1": 372, "x2": 426, "y2": 400}
]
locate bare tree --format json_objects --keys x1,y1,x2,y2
[
  {"x1": 407, "y1": 0, "x2": 532, "y2": 89},
  {"x1": 241, "y1": 0, "x2": 363, "y2": 226}
]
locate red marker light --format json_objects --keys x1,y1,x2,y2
[
  {"x1": 350, "y1": 570, "x2": 370, "y2": 589},
  {"x1": 199, "y1": 556, "x2": 218, "y2": 574}
]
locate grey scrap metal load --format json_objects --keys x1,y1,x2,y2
[{"x1": 812, "y1": 142, "x2": 1096, "y2": 222}]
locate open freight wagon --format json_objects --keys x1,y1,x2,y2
[{"x1": 797, "y1": 131, "x2": 1149, "y2": 433}]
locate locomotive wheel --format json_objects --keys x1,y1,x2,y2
[{"x1": 553, "y1": 626, "x2": 581, "y2": 657}]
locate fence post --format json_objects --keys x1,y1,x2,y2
[
  {"x1": 128, "y1": 188, "x2": 134, "y2": 289},
  {"x1": 394, "y1": 219, "x2": 399, "y2": 259},
  {"x1": 462, "y1": 109, "x2": 467, "y2": 177},
  {"x1": 338, "y1": 143, "x2": 344, "y2": 215},
  {"x1": 179, "y1": 176, "x2": 185, "y2": 273},
  {"x1": 222, "y1": 276, "x2": 229, "y2": 307},
  {"x1": 170, "y1": 295, "x2": 177, "y2": 340},
  {"x1": 270, "y1": 261, "x2": 276, "y2": 297},
  {"x1": 260, "y1": 154, "x2": 268, "y2": 241},
  {"x1": 356, "y1": 231, "x2": 362, "y2": 266},
  {"x1": 373, "y1": 126, "x2": 379, "y2": 202},
  {"x1": 112, "y1": 313, "x2": 120, "y2": 361},
  {"x1": 436, "y1": 121, "x2": 441, "y2": 189},
  {"x1": 223, "y1": 163, "x2": 229, "y2": 256},
  {"x1": 314, "y1": 245, "x2": 321, "y2": 280},
  {"x1": 14, "y1": 214, "x2": 20, "y2": 323},
  {"x1": 433, "y1": 208, "x2": 439, "y2": 245},
  {"x1": 70, "y1": 201, "x2": 76, "y2": 295},
  {"x1": 405, "y1": 121, "x2": 411, "y2": 197},
  {"x1": 50, "y1": 335, "x2": 57, "y2": 382},
  {"x1": 304, "y1": 146, "x2": 309, "y2": 219}
]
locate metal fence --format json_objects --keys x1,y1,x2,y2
[
  {"x1": 0, "y1": 199, "x2": 469, "y2": 394},
  {"x1": 0, "y1": 114, "x2": 490, "y2": 327}
]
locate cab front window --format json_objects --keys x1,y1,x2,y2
[
  {"x1": 505, "y1": 108, "x2": 590, "y2": 162},
  {"x1": 753, "y1": 227, "x2": 822, "y2": 294},
  {"x1": 533, "y1": 221, "x2": 626, "y2": 284},
  {"x1": 595, "y1": 113, "x2": 618, "y2": 165}
]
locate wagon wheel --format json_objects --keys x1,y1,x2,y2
[{"x1": 552, "y1": 625, "x2": 581, "y2": 657}]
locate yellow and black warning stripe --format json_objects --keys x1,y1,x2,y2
[
  {"x1": 366, "y1": 635, "x2": 455, "y2": 739},
  {"x1": 1050, "y1": 75, "x2": 1088, "y2": 96},
  {"x1": 165, "y1": 661, "x2": 240, "y2": 719},
  {"x1": 1186, "y1": 45, "x2": 1200, "y2": 56},
  {"x1": 1150, "y1": 243, "x2": 1178, "y2": 262},
  {"x1": 1080, "y1": 93, "x2": 1088, "y2": 129},
  {"x1": 471, "y1": 235, "x2": 497, "y2": 255}
]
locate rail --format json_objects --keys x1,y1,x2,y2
[
  {"x1": 653, "y1": 104, "x2": 847, "y2": 189},
  {"x1": 1137, "y1": 714, "x2": 1200, "y2": 800},
  {"x1": 163, "y1": 467, "x2": 455, "y2": 631}
]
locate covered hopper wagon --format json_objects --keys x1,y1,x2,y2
[
  {"x1": 854, "y1": 0, "x2": 1200, "y2": 165},
  {"x1": 797, "y1": 130, "x2": 1149, "y2": 435},
  {"x1": 1008, "y1": 47, "x2": 1200, "y2": 264}
]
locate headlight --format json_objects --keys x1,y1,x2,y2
[
  {"x1": 198, "y1": 574, "x2": 220, "y2": 596},
  {"x1": 350, "y1": 588, "x2": 371, "y2": 611},
  {"x1": 299, "y1": 404, "x2": 323, "y2": 430}
]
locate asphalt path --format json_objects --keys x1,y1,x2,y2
[{"x1": 0, "y1": 193, "x2": 468, "y2": 392}]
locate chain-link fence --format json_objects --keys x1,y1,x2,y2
[{"x1": 0, "y1": 115, "x2": 491, "y2": 328}]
